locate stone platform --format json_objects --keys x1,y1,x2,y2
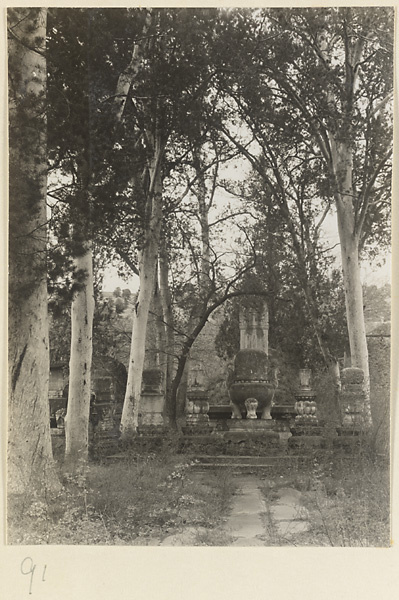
[{"x1": 224, "y1": 419, "x2": 280, "y2": 443}]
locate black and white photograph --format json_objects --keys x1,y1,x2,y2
[{"x1": 6, "y1": 4, "x2": 394, "y2": 554}]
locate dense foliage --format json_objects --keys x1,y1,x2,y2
[{"x1": 8, "y1": 8, "x2": 392, "y2": 496}]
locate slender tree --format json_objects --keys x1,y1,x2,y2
[
  {"x1": 8, "y1": 7, "x2": 60, "y2": 494},
  {"x1": 216, "y1": 7, "x2": 393, "y2": 419},
  {"x1": 47, "y1": 9, "x2": 97, "y2": 466},
  {"x1": 93, "y1": 8, "x2": 223, "y2": 435}
]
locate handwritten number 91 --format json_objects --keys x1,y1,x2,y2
[{"x1": 21, "y1": 558, "x2": 46, "y2": 595}]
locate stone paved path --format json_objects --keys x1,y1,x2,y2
[
  {"x1": 270, "y1": 487, "x2": 310, "y2": 538},
  {"x1": 159, "y1": 473, "x2": 311, "y2": 546},
  {"x1": 224, "y1": 476, "x2": 267, "y2": 546},
  {"x1": 224, "y1": 475, "x2": 310, "y2": 545}
]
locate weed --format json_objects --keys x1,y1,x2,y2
[
  {"x1": 258, "y1": 443, "x2": 389, "y2": 547},
  {"x1": 298, "y1": 450, "x2": 390, "y2": 546},
  {"x1": 7, "y1": 453, "x2": 236, "y2": 545}
]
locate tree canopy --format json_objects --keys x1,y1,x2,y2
[{"x1": 9, "y1": 7, "x2": 393, "y2": 456}]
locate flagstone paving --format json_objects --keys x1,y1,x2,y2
[
  {"x1": 224, "y1": 475, "x2": 310, "y2": 545},
  {"x1": 270, "y1": 487, "x2": 311, "y2": 538},
  {"x1": 159, "y1": 473, "x2": 311, "y2": 546},
  {"x1": 223, "y1": 475, "x2": 267, "y2": 545}
]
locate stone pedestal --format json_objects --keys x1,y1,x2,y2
[
  {"x1": 337, "y1": 367, "x2": 371, "y2": 435},
  {"x1": 225, "y1": 419, "x2": 279, "y2": 444},
  {"x1": 227, "y1": 419, "x2": 276, "y2": 432},
  {"x1": 139, "y1": 392, "x2": 164, "y2": 426},
  {"x1": 273, "y1": 419, "x2": 292, "y2": 442},
  {"x1": 185, "y1": 386, "x2": 212, "y2": 430},
  {"x1": 293, "y1": 369, "x2": 318, "y2": 426},
  {"x1": 140, "y1": 368, "x2": 165, "y2": 427},
  {"x1": 51, "y1": 427, "x2": 65, "y2": 461},
  {"x1": 290, "y1": 369, "x2": 324, "y2": 448}
]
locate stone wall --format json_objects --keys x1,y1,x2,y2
[{"x1": 367, "y1": 322, "x2": 390, "y2": 456}]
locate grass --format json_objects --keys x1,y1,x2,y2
[
  {"x1": 260, "y1": 446, "x2": 390, "y2": 547},
  {"x1": 8, "y1": 436, "x2": 390, "y2": 547},
  {"x1": 304, "y1": 450, "x2": 390, "y2": 547},
  {"x1": 7, "y1": 453, "x2": 236, "y2": 545}
]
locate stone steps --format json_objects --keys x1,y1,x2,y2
[
  {"x1": 104, "y1": 453, "x2": 127, "y2": 461},
  {"x1": 194, "y1": 454, "x2": 291, "y2": 463},
  {"x1": 192, "y1": 454, "x2": 310, "y2": 470},
  {"x1": 103, "y1": 453, "x2": 311, "y2": 470}
]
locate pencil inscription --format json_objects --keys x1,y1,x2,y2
[{"x1": 21, "y1": 557, "x2": 47, "y2": 595}]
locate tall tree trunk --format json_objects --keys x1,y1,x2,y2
[
  {"x1": 176, "y1": 361, "x2": 189, "y2": 424},
  {"x1": 65, "y1": 245, "x2": 95, "y2": 467},
  {"x1": 120, "y1": 138, "x2": 164, "y2": 438},
  {"x1": 339, "y1": 237, "x2": 368, "y2": 381},
  {"x1": 328, "y1": 28, "x2": 371, "y2": 418},
  {"x1": 158, "y1": 240, "x2": 176, "y2": 426},
  {"x1": 331, "y1": 138, "x2": 370, "y2": 386},
  {"x1": 143, "y1": 276, "x2": 162, "y2": 371},
  {"x1": 121, "y1": 254, "x2": 154, "y2": 436},
  {"x1": 194, "y1": 152, "x2": 211, "y2": 291},
  {"x1": 8, "y1": 7, "x2": 60, "y2": 495},
  {"x1": 170, "y1": 345, "x2": 192, "y2": 424},
  {"x1": 113, "y1": 9, "x2": 152, "y2": 122},
  {"x1": 338, "y1": 210, "x2": 371, "y2": 421},
  {"x1": 153, "y1": 281, "x2": 168, "y2": 376}
]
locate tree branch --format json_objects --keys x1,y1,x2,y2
[{"x1": 356, "y1": 147, "x2": 392, "y2": 236}]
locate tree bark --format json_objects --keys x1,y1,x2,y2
[
  {"x1": 113, "y1": 9, "x2": 152, "y2": 122},
  {"x1": 331, "y1": 136, "x2": 370, "y2": 386},
  {"x1": 158, "y1": 240, "x2": 176, "y2": 426},
  {"x1": 65, "y1": 245, "x2": 95, "y2": 467},
  {"x1": 143, "y1": 276, "x2": 163, "y2": 371},
  {"x1": 326, "y1": 23, "x2": 373, "y2": 418},
  {"x1": 176, "y1": 361, "x2": 189, "y2": 424},
  {"x1": 120, "y1": 137, "x2": 164, "y2": 438},
  {"x1": 192, "y1": 147, "x2": 212, "y2": 291},
  {"x1": 339, "y1": 229, "x2": 367, "y2": 370},
  {"x1": 8, "y1": 7, "x2": 60, "y2": 495}
]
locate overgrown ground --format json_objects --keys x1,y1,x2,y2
[
  {"x1": 260, "y1": 449, "x2": 390, "y2": 547},
  {"x1": 7, "y1": 440, "x2": 390, "y2": 546},
  {"x1": 7, "y1": 451, "x2": 236, "y2": 545}
]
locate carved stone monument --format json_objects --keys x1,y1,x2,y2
[
  {"x1": 337, "y1": 367, "x2": 371, "y2": 433},
  {"x1": 139, "y1": 368, "x2": 165, "y2": 427},
  {"x1": 185, "y1": 366, "x2": 212, "y2": 431},
  {"x1": 293, "y1": 369, "x2": 318, "y2": 427},
  {"x1": 226, "y1": 302, "x2": 278, "y2": 442},
  {"x1": 289, "y1": 368, "x2": 324, "y2": 448},
  {"x1": 228, "y1": 303, "x2": 276, "y2": 421},
  {"x1": 239, "y1": 305, "x2": 269, "y2": 354}
]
